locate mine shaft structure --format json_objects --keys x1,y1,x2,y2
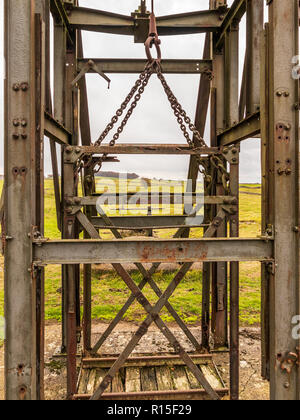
[{"x1": 3, "y1": 0, "x2": 300, "y2": 400}]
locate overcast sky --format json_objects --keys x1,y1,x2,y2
[{"x1": 0, "y1": 0, "x2": 264, "y2": 182}]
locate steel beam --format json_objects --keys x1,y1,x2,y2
[
  {"x1": 44, "y1": 112, "x2": 71, "y2": 145},
  {"x1": 217, "y1": 111, "x2": 260, "y2": 146},
  {"x1": 78, "y1": 59, "x2": 212, "y2": 75},
  {"x1": 215, "y1": 0, "x2": 246, "y2": 49},
  {"x1": 91, "y1": 215, "x2": 207, "y2": 230},
  {"x1": 33, "y1": 238, "x2": 273, "y2": 265},
  {"x1": 68, "y1": 7, "x2": 224, "y2": 37},
  {"x1": 4, "y1": 0, "x2": 38, "y2": 400},
  {"x1": 267, "y1": 0, "x2": 300, "y2": 400},
  {"x1": 245, "y1": 0, "x2": 263, "y2": 115}
]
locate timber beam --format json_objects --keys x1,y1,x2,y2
[
  {"x1": 77, "y1": 58, "x2": 212, "y2": 75},
  {"x1": 44, "y1": 112, "x2": 72, "y2": 145},
  {"x1": 68, "y1": 7, "x2": 225, "y2": 39},
  {"x1": 217, "y1": 111, "x2": 260, "y2": 146},
  {"x1": 33, "y1": 238, "x2": 273, "y2": 265}
]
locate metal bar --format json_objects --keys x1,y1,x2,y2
[
  {"x1": 44, "y1": 112, "x2": 71, "y2": 145},
  {"x1": 76, "y1": 212, "x2": 220, "y2": 400},
  {"x1": 71, "y1": 195, "x2": 236, "y2": 206},
  {"x1": 68, "y1": 7, "x2": 224, "y2": 36},
  {"x1": 260, "y1": 23, "x2": 270, "y2": 381},
  {"x1": 245, "y1": 0, "x2": 263, "y2": 116},
  {"x1": 217, "y1": 111, "x2": 260, "y2": 146},
  {"x1": 78, "y1": 58, "x2": 213, "y2": 75},
  {"x1": 89, "y1": 209, "x2": 202, "y2": 352},
  {"x1": 91, "y1": 261, "x2": 220, "y2": 400},
  {"x1": 215, "y1": 0, "x2": 246, "y2": 49},
  {"x1": 4, "y1": 0, "x2": 37, "y2": 400},
  {"x1": 75, "y1": 388, "x2": 229, "y2": 401},
  {"x1": 91, "y1": 215, "x2": 207, "y2": 230},
  {"x1": 33, "y1": 8, "x2": 46, "y2": 401},
  {"x1": 69, "y1": 144, "x2": 219, "y2": 155},
  {"x1": 33, "y1": 238, "x2": 273, "y2": 265},
  {"x1": 224, "y1": 11, "x2": 240, "y2": 400},
  {"x1": 268, "y1": 0, "x2": 300, "y2": 400}
]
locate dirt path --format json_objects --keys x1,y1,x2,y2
[{"x1": 0, "y1": 322, "x2": 269, "y2": 400}]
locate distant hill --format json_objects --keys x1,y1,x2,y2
[{"x1": 95, "y1": 171, "x2": 140, "y2": 180}]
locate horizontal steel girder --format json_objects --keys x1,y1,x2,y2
[
  {"x1": 217, "y1": 111, "x2": 261, "y2": 146},
  {"x1": 33, "y1": 238, "x2": 273, "y2": 265},
  {"x1": 77, "y1": 59, "x2": 212, "y2": 75},
  {"x1": 91, "y1": 215, "x2": 208, "y2": 230},
  {"x1": 68, "y1": 7, "x2": 224, "y2": 37}
]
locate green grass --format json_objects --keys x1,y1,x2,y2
[{"x1": 0, "y1": 179, "x2": 262, "y2": 326}]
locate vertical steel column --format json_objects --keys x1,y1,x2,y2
[
  {"x1": 4, "y1": 0, "x2": 38, "y2": 400},
  {"x1": 53, "y1": 15, "x2": 67, "y2": 352},
  {"x1": 211, "y1": 0, "x2": 228, "y2": 349},
  {"x1": 64, "y1": 37, "x2": 80, "y2": 398},
  {"x1": 225, "y1": 19, "x2": 240, "y2": 400},
  {"x1": 246, "y1": 0, "x2": 263, "y2": 116},
  {"x1": 260, "y1": 23, "x2": 271, "y2": 381},
  {"x1": 267, "y1": 0, "x2": 299, "y2": 400},
  {"x1": 34, "y1": 0, "x2": 46, "y2": 399}
]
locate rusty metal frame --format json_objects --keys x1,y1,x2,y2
[{"x1": 3, "y1": 0, "x2": 300, "y2": 402}]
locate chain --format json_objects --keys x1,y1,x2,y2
[{"x1": 94, "y1": 63, "x2": 153, "y2": 147}]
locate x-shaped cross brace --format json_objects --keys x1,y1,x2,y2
[{"x1": 76, "y1": 209, "x2": 226, "y2": 400}]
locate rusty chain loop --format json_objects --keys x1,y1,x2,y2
[
  {"x1": 94, "y1": 60, "x2": 208, "y2": 153},
  {"x1": 92, "y1": 9, "x2": 210, "y2": 176}
]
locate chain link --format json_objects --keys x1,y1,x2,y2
[{"x1": 93, "y1": 60, "x2": 209, "y2": 154}]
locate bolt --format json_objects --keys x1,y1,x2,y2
[
  {"x1": 65, "y1": 146, "x2": 73, "y2": 153},
  {"x1": 285, "y1": 168, "x2": 292, "y2": 176},
  {"x1": 293, "y1": 226, "x2": 299, "y2": 233},
  {"x1": 20, "y1": 82, "x2": 29, "y2": 91},
  {"x1": 21, "y1": 120, "x2": 27, "y2": 127},
  {"x1": 12, "y1": 133, "x2": 19, "y2": 140},
  {"x1": 284, "y1": 382, "x2": 290, "y2": 389},
  {"x1": 276, "y1": 91, "x2": 282, "y2": 97},
  {"x1": 12, "y1": 83, "x2": 20, "y2": 91},
  {"x1": 232, "y1": 147, "x2": 238, "y2": 154},
  {"x1": 13, "y1": 119, "x2": 20, "y2": 127},
  {"x1": 75, "y1": 147, "x2": 81, "y2": 154},
  {"x1": 21, "y1": 134, "x2": 27, "y2": 140},
  {"x1": 232, "y1": 158, "x2": 238, "y2": 163}
]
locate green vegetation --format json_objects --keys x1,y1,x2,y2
[{"x1": 0, "y1": 179, "x2": 262, "y2": 326}]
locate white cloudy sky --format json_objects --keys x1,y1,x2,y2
[{"x1": 0, "y1": 0, "x2": 265, "y2": 182}]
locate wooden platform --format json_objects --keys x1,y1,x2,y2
[{"x1": 74, "y1": 354, "x2": 228, "y2": 400}]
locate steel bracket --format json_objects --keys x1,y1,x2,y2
[
  {"x1": 72, "y1": 59, "x2": 111, "y2": 88},
  {"x1": 222, "y1": 145, "x2": 240, "y2": 165}
]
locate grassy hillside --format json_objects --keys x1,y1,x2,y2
[{"x1": 0, "y1": 179, "x2": 262, "y2": 327}]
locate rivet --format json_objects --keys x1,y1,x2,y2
[{"x1": 12, "y1": 83, "x2": 20, "y2": 91}]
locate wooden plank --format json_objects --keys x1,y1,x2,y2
[
  {"x1": 125, "y1": 368, "x2": 141, "y2": 393},
  {"x1": 171, "y1": 366, "x2": 190, "y2": 391},
  {"x1": 86, "y1": 369, "x2": 97, "y2": 395},
  {"x1": 201, "y1": 365, "x2": 223, "y2": 389},
  {"x1": 185, "y1": 367, "x2": 203, "y2": 389},
  {"x1": 155, "y1": 366, "x2": 174, "y2": 391},
  {"x1": 141, "y1": 367, "x2": 158, "y2": 392},
  {"x1": 83, "y1": 354, "x2": 212, "y2": 369},
  {"x1": 95, "y1": 368, "x2": 111, "y2": 393},
  {"x1": 111, "y1": 371, "x2": 124, "y2": 393},
  {"x1": 78, "y1": 369, "x2": 90, "y2": 394}
]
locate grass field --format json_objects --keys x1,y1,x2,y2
[{"x1": 0, "y1": 178, "x2": 262, "y2": 334}]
